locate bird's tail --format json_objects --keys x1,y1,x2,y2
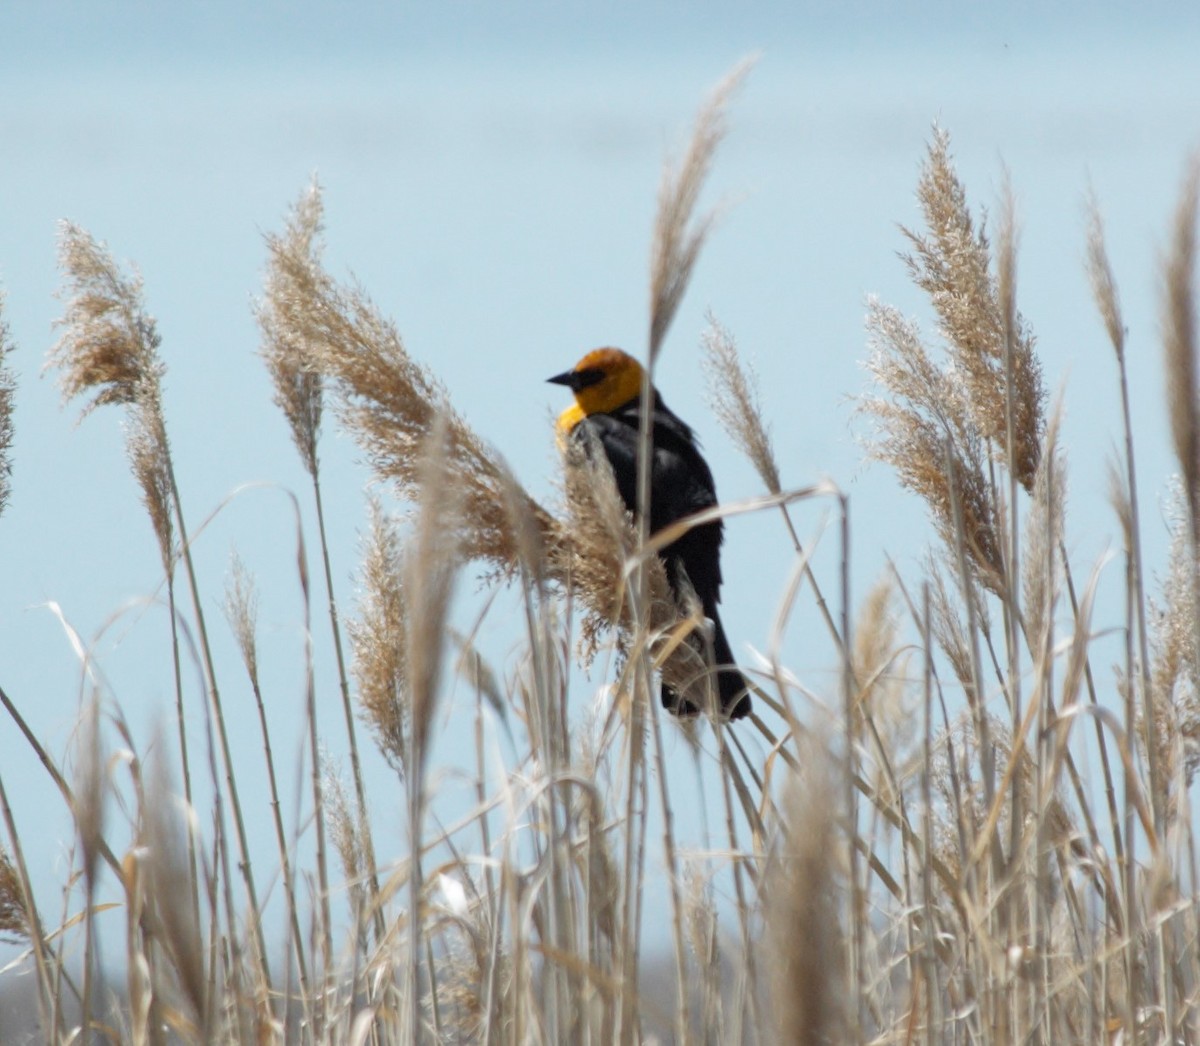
[
  {"x1": 659, "y1": 605, "x2": 751, "y2": 721},
  {"x1": 708, "y1": 607, "x2": 752, "y2": 720}
]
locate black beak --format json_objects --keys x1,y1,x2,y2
[
  {"x1": 547, "y1": 369, "x2": 579, "y2": 389},
  {"x1": 548, "y1": 366, "x2": 604, "y2": 392}
]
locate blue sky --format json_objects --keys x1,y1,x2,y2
[{"x1": 2, "y1": 1, "x2": 1199, "y2": 962}]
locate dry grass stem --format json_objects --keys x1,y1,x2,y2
[
  {"x1": 766, "y1": 753, "x2": 844, "y2": 1043},
  {"x1": 72, "y1": 699, "x2": 106, "y2": 897},
  {"x1": 0, "y1": 291, "x2": 14, "y2": 520},
  {"x1": 404, "y1": 417, "x2": 461, "y2": 781},
  {"x1": 142, "y1": 739, "x2": 208, "y2": 1031},
  {"x1": 1022, "y1": 404, "x2": 1065, "y2": 652},
  {"x1": 1164, "y1": 158, "x2": 1200, "y2": 540}
]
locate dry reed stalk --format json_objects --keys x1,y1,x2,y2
[
  {"x1": 48, "y1": 222, "x2": 273, "y2": 997},
  {"x1": 1161, "y1": 160, "x2": 1200, "y2": 854},
  {"x1": 404, "y1": 418, "x2": 460, "y2": 787},
  {"x1": 222, "y1": 555, "x2": 312, "y2": 1012},
  {"x1": 995, "y1": 180, "x2": 1024, "y2": 861},
  {"x1": 702, "y1": 313, "x2": 852, "y2": 662},
  {"x1": 0, "y1": 773, "x2": 62, "y2": 1040},
  {"x1": 1021, "y1": 404, "x2": 1064, "y2": 661},
  {"x1": 403, "y1": 419, "x2": 461, "y2": 1042},
  {"x1": 72, "y1": 697, "x2": 106, "y2": 1046},
  {"x1": 0, "y1": 290, "x2": 15, "y2": 521},
  {"x1": 258, "y1": 185, "x2": 386, "y2": 950},
  {"x1": 1069, "y1": 202, "x2": 1145, "y2": 906},
  {"x1": 766, "y1": 750, "x2": 845, "y2": 1044},
  {"x1": 1164, "y1": 160, "x2": 1200, "y2": 548},
  {"x1": 616, "y1": 90, "x2": 758, "y2": 1041},
  {"x1": 141, "y1": 737, "x2": 209, "y2": 1036}
]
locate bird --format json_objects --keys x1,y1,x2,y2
[{"x1": 548, "y1": 347, "x2": 751, "y2": 720}]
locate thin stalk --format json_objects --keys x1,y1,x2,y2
[
  {"x1": 920, "y1": 584, "x2": 940, "y2": 1045},
  {"x1": 0, "y1": 769, "x2": 58, "y2": 1039},
  {"x1": 245, "y1": 664, "x2": 311, "y2": 1008},
  {"x1": 1000, "y1": 209, "x2": 1023, "y2": 954},
  {"x1": 311, "y1": 472, "x2": 385, "y2": 944},
  {"x1": 164, "y1": 452, "x2": 273, "y2": 992},
  {"x1": 645, "y1": 654, "x2": 692, "y2": 1046},
  {"x1": 839, "y1": 494, "x2": 864, "y2": 1040},
  {"x1": 304, "y1": 626, "x2": 333, "y2": 1014},
  {"x1": 1059, "y1": 546, "x2": 1126, "y2": 880},
  {"x1": 776, "y1": 504, "x2": 848, "y2": 658},
  {"x1": 1122, "y1": 527, "x2": 1139, "y2": 1038},
  {"x1": 165, "y1": 572, "x2": 203, "y2": 953}
]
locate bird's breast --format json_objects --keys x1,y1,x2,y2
[{"x1": 556, "y1": 403, "x2": 586, "y2": 435}]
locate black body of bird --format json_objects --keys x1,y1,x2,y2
[{"x1": 549, "y1": 347, "x2": 750, "y2": 720}]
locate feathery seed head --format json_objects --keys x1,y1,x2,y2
[
  {"x1": 702, "y1": 314, "x2": 781, "y2": 494},
  {"x1": 649, "y1": 57, "x2": 753, "y2": 361},
  {"x1": 861, "y1": 299, "x2": 1005, "y2": 593},
  {"x1": 901, "y1": 127, "x2": 1045, "y2": 491},
  {"x1": 1163, "y1": 157, "x2": 1200, "y2": 539},
  {"x1": 223, "y1": 552, "x2": 260, "y2": 685},
  {"x1": 49, "y1": 223, "x2": 176, "y2": 567},
  {"x1": 0, "y1": 849, "x2": 28, "y2": 940},
  {"x1": 350, "y1": 497, "x2": 411, "y2": 774},
  {"x1": 257, "y1": 179, "x2": 325, "y2": 475},
  {"x1": 50, "y1": 222, "x2": 165, "y2": 419},
  {"x1": 1085, "y1": 192, "x2": 1127, "y2": 361}
]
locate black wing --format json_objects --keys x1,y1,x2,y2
[{"x1": 578, "y1": 397, "x2": 725, "y2": 605}]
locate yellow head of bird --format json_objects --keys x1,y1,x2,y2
[{"x1": 547, "y1": 347, "x2": 645, "y2": 433}]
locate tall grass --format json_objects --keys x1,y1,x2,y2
[{"x1": 1, "y1": 68, "x2": 1199, "y2": 1044}]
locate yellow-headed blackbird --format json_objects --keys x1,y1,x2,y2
[{"x1": 549, "y1": 347, "x2": 751, "y2": 720}]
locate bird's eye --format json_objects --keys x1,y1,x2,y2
[{"x1": 572, "y1": 367, "x2": 606, "y2": 391}]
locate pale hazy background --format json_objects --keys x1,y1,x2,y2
[{"x1": 2, "y1": 0, "x2": 1199, "y2": 965}]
